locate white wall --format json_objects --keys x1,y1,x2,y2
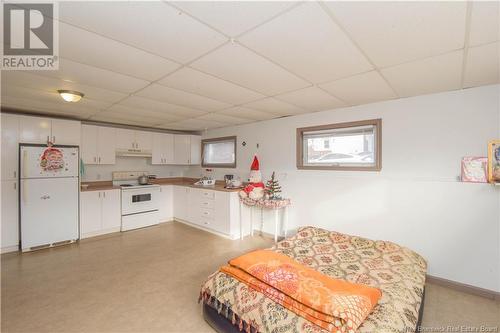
[
  {"x1": 186, "y1": 85, "x2": 500, "y2": 292},
  {"x1": 82, "y1": 157, "x2": 188, "y2": 181}
]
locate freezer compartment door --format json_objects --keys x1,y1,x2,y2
[
  {"x1": 20, "y1": 146, "x2": 79, "y2": 179},
  {"x1": 20, "y1": 178, "x2": 79, "y2": 250}
]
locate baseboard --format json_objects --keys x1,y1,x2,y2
[
  {"x1": 173, "y1": 218, "x2": 242, "y2": 240},
  {"x1": 1, "y1": 245, "x2": 19, "y2": 254},
  {"x1": 426, "y1": 274, "x2": 500, "y2": 300},
  {"x1": 80, "y1": 227, "x2": 121, "y2": 240}
]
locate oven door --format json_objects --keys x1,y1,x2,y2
[{"x1": 121, "y1": 187, "x2": 160, "y2": 215}]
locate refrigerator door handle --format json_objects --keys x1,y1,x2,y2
[
  {"x1": 22, "y1": 180, "x2": 27, "y2": 202},
  {"x1": 22, "y1": 150, "x2": 28, "y2": 178}
]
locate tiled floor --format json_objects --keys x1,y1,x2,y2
[{"x1": 2, "y1": 222, "x2": 499, "y2": 332}]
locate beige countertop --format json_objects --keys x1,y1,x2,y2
[{"x1": 81, "y1": 178, "x2": 242, "y2": 193}]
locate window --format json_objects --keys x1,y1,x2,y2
[
  {"x1": 201, "y1": 136, "x2": 237, "y2": 168},
  {"x1": 296, "y1": 119, "x2": 381, "y2": 171}
]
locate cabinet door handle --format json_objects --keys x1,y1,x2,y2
[
  {"x1": 53, "y1": 136, "x2": 56, "y2": 143},
  {"x1": 13, "y1": 182, "x2": 16, "y2": 190},
  {"x1": 13, "y1": 171, "x2": 16, "y2": 178},
  {"x1": 46, "y1": 135, "x2": 50, "y2": 143},
  {"x1": 98, "y1": 156, "x2": 101, "y2": 163},
  {"x1": 103, "y1": 191, "x2": 106, "y2": 198},
  {"x1": 98, "y1": 192, "x2": 101, "y2": 198},
  {"x1": 94, "y1": 156, "x2": 97, "y2": 163}
]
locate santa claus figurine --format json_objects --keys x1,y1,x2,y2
[{"x1": 239, "y1": 155, "x2": 265, "y2": 200}]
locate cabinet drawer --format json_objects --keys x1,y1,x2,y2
[
  {"x1": 199, "y1": 209, "x2": 214, "y2": 220},
  {"x1": 200, "y1": 190, "x2": 215, "y2": 200},
  {"x1": 199, "y1": 200, "x2": 214, "y2": 209},
  {"x1": 199, "y1": 217, "x2": 213, "y2": 228}
]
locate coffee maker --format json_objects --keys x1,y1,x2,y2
[{"x1": 224, "y1": 174, "x2": 234, "y2": 187}]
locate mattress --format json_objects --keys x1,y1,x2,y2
[{"x1": 201, "y1": 226, "x2": 427, "y2": 333}]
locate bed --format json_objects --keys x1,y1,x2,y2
[{"x1": 200, "y1": 226, "x2": 427, "y2": 333}]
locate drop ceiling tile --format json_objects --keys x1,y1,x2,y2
[
  {"x1": 60, "y1": 1, "x2": 227, "y2": 63},
  {"x1": 463, "y1": 42, "x2": 499, "y2": 88},
  {"x1": 196, "y1": 113, "x2": 253, "y2": 125},
  {"x1": 1, "y1": 71, "x2": 128, "y2": 103},
  {"x1": 324, "y1": 1, "x2": 466, "y2": 68},
  {"x1": 218, "y1": 106, "x2": 280, "y2": 121},
  {"x1": 319, "y1": 71, "x2": 397, "y2": 105},
  {"x1": 239, "y1": 2, "x2": 372, "y2": 83},
  {"x1": 275, "y1": 86, "x2": 346, "y2": 111},
  {"x1": 381, "y1": 51, "x2": 463, "y2": 97},
  {"x1": 135, "y1": 84, "x2": 231, "y2": 112},
  {"x1": 2, "y1": 85, "x2": 112, "y2": 112},
  {"x1": 166, "y1": 118, "x2": 227, "y2": 131},
  {"x1": 155, "y1": 122, "x2": 194, "y2": 131},
  {"x1": 60, "y1": 22, "x2": 180, "y2": 81},
  {"x1": 171, "y1": 1, "x2": 297, "y2": 37},
  {"x1": 190, "y1": 43, "x2": 309, "y2": 95},
  {"x1": 89, "y1": 110, "x2": 163, "y2": 127},
  {"x1": 32, "y1": 58, "x2": 149, "y2": 94},
  {"x1": 119, "y1": 95, "x2": 204, "y2": 118},
  {"x1": 469, "y1": 1, "x2": 499, "y2": 46},
  {"x1": 243, "y1": 97, "x2": 306, "y2": 116},
  {"x1": 158, "y1": 67, "x2": 265, "y2": 104},
  {"x1": 1, "y1": 95, "x2": 102, "y2": 119},
  {"x1": 106, "y1": 104, "x2": 184, "y2": 123}
]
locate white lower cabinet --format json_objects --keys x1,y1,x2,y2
[
  {"x1": 173, "y1": 185, "x2": 189, "y2": 221},
  {"x1": 1, "y1": 180, "x2": 19, "y2": 252},
  {"x1": 175, "y1": 187, "x2": 241, "y2": 239},
  {"x1": 158, "y1": 185, "x2": 173, "y2": 222},
  {"x1": 80, "y1": 189, "x2": 121, "y2": 238}
]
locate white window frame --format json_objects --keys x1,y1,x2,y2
[
  {"x1": 296, "y1": 119, "x2": 382, "y2": 171},
  {"x1": 201, "y1": 136, "x2": 237, "y2": 168}
]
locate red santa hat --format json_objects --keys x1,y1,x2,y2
[{"x1": 250, "y1": 155, "x2": 260, "y2": 171}]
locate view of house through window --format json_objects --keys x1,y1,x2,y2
[
  {"x1": 297, "y1": 119, "x2": 381, "y2": 171},
  {"x1": 202, "y1": 136, "x2": 237, "y2": 168}
]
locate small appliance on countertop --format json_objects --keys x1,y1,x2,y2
[
  {"x1": 224, "y1": 174, "x2": 243, "y2": 189},
  {"x1": 112, "y1": 171, "x2": 160, "y2": 231},
  {"x1": 194, "y1": 176, "x2": 216, "y2": 186}
]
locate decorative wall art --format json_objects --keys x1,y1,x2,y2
[
  {"x1": 487, "y1": 140, "x2": 500, "y2": 183},
  {"x1": 461, "y1": 157, "x2": 487, "y2": 183}
]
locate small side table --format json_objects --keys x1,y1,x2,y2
[{"x1": 239, "y1": 197, "x2": 291, "y2": 243}]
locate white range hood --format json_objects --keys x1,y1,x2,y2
[{"x1": 115, "y1": 148, "x2": 152, "y2": 158}]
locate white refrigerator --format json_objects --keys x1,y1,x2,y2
[{"x1": 20, "y1": 145, "x2": 79, "y2": 251}]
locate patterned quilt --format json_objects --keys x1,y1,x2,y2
[{"x1": 201, "y1": 226, "x2": 427, "y2": 333}]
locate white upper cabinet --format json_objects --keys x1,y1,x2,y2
[
  {"x1": 19, "y1": 115, "x2": 80, "y2": 145},
  {"x1": 189, "y1": 135, "x2": 201, "y2": 165},
  {"x1": 115, "y1": 128, "x2": 136, "y2": 150},
  {"x1": 81, "y1": 125, "x2": 116, "y2": 165},
  {"x1": 173, "y1": 134, "x2": 201, "y2": 165},
  {"x1": 116, "y1": 128, "x2": 152, "y2": 151},
  {"x1": 19, "y1": 116, "x2": 51, "y2": 144},
  {"x1": 1, "y1": 114, "x2": 19, "y2": 180},
  {"x1": 51, "y1": 119, "x2": 81, "y2": 145},
  {"x1": 174, "y1": 135, "x2": 191, "y2": 165},
  {"x1": 152, "y1": 132, "x2": 174, "y2": 165},
  {"x1": 81, "y1": 125, "x2": 98, "y2": 164},
  {"x1": 135, "y1": 131, "x2": 152, "y2": 150},
  {"x1": 98, "y1": 126, "x2": 116, "y2": 164}
]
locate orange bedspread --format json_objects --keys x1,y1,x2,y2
[{"x1": 220, "y1": 249, "x2": 381, "y2": 333}]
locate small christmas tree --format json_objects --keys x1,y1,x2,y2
[{"x1": 266, "y1": 171, "x2": 282, "y2": 200}]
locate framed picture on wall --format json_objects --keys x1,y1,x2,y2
[
  {"x1": 487, "y1": 140, "x2": 500, "y2": 183},
  {"x1": 461, "y1": 157, "x2": 487, "y2": 183}
]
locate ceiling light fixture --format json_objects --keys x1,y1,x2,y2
[{"x1": 57, "y1": 90, "x2": 84, "y2": 102}]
